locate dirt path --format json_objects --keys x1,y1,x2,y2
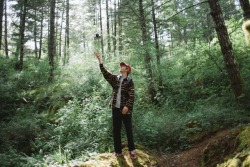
[{"x1": 156, "y1": 128, "x2": 242, "y2": 167}]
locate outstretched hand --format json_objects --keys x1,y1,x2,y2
[{"x1": 94, "y1": 52, "x2": 102, "y2": 64}]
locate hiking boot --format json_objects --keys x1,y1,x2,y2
[{"x1": 129, "y1": 151, "x2": 137, "y2": 159}]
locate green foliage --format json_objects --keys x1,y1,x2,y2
[
  {"x1": 32, "y1": 99, "x2": 113, "y2": 165},
  {"x1": 1, "y1": 0, "x2": 250, "y2": 166}
]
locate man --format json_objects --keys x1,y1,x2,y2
[{"x1": 94, "y1": 52, "x2": 136, "y2": 159}]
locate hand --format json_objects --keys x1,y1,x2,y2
[
  {"x1": 94, "y1": 52, "x2": 102, "y2": 64},
  {"x1": 122, "y1": 106, "x2": 129, "y2": 114}
]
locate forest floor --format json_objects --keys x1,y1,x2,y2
[
  {"x1": 156, "y1": 127, "x2": 242, "y2": 167},
  {"x1": 67, "y1": 127, "x2": 245, "y2": 167}
]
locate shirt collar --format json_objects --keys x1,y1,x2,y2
[{"x1": 118, "y1": 75, "x2": 128, "y2": 80}]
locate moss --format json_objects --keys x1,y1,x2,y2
[
  {"x1": 242, "y1": 155, "x2": 250, "y2": 167},
  {"x1": 238, "y1": 126, "x2": 250, "y2": 150},
  {"x1": 70, "y1": 148, "x2": 158, "y2": 167}
]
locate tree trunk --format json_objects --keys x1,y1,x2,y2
[
  {"x1": 151, "y1": 0, "x2": 163, "y2": 92},
  {"x1": 151, "y1": 0, "x2": 160, "y2": 64},
  {"x1": 4, "y1": 0, "x2": 8, "y2": 58},
  {"x1": 99, "y1": 0, "x2": 104, "y2": 54},
  {"x1": 118, "y1": 0, "x2": 123, "y2": 54},
  {"x1": 113, "y1": 0, "x2": 117, "y2": 56},
  {"x1": 208, "y1": 0, "x2": 244, "y2": 99},
  {"x1": 65, "y1": 0, "x2": 69, "y2": 63},
  {"x1": 239, "y1": 0, "x2": 250, "y2": 20},
  {"x1": 0, "y1": 0, "x2": 3, "y2": 50},
  {"x1": 55, "y1": 8, "x2": 59, "y2": 58},
  {"x1": 48, "y1": 0, "x2": 56, "y2": 82},
  {"x1": 34, "y1": 8, "x2": 38, "y2": 58},
  {"x1": 39, "y1": 8, "x2": 44, "y2": 59},
  {"x1": 19, "y1": 0, "x2": 28, "y2": 71},
  {"x1": 59, "y1": 2, "x2": 65, "y2": 58},
  {"x1": 106, "y1": 0, "x2": 111, "y2": 53},
  {"x1": 139, "y1": 0, "x2": 156, "y2": 102}
]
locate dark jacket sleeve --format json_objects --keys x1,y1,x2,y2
[
  {"x1": 99, "y1": 64, "x2": 116, "y2": 87},
  {"x1": 125, "y1": 79, "x2": 135, "y2": 112}
]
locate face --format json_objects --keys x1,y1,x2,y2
[{"x1": 120, "y1": 65, "x2": 128, "y2": 74}]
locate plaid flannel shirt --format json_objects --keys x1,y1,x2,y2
[{"x1": 100, "y1": 64, "x2": 135, "y2": 113}]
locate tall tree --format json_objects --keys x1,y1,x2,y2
[
  {"x1": 34, "y1": 8, "x2": 38, "y2": 58},
  {"x1": 99, "y1": 0, "x2": 104, "y2": 54},
  {"x1": 151, "y1": 0, "x2": 163, "y2": 92},
  {"x1": 208, "y1": 0, "x2": 244, "y2": 99},
  {"x1": 19, "y1": 0, "x2": 28, "y2": 70},
  {"x1": 151, "y1": 0, "x2": 160, "y2": 64},
  {"x1": 4, "y1": 0, "x2": 8, "y2": 58},
  {"x1": 38, "y1": 7, "x2": 44, "y2": 59},
  {"x1": 113, "y1": 0, "x2": 117, "y2": 55},
  {"x1": 118, "y1": 0, "x2": 123, "y2": 54},
  {"x1": 106, "y1": 0, "x2": 111, "y2": 53},
  {"x1": 59, "y1": 2, "x2": 65, "y2": 58},
  {"x1": 139, "y1": 0, "x2": 156, "y2": 102},
  {"x1": 0, "y1": 0, "x2": 3, "y2": 50},
  {"x1": 239, "y1": 0, "x2": 250, "y2": 20},
  {"x1": 48, "y1": 0, "x2": 56, "y2": 82},
  {"x1": 66, "y1": 0, "x2": 69, "y2": 60}
]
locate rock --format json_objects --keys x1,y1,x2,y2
[
  {"x1": 242, "y1": 155, "x2": 250, "y2": 167},
  {"x1": 66, "y1": 148, "x2": 158, "y2": 167}
]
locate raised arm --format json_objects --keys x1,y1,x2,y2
[{"x1": 94, "y1": 52, "x2": 116, "y2": 86}]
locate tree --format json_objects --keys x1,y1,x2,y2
[
  {"x1": 4, "y1": 0, "x2": 8, "y2": 58},
  {"x1": 208, "y1": 0, "x2": 244, "y2": 99},
  {"x1": 58, "y1": 1, "x2": 65, "y2": 58},
  {"x1": 113, "y1": 0, "x2": 117, "y2": 55},
  {"x1": 48, "y1": 0, "x2": 56, "y2": 82},
  {"x1": 65, "y1": 0, "x2": 69, "y2": 62},
  {"x1": 118, "y1": 0, "x2": 123, "y2": 54},
  {"x1": 99, "y1": 0, "x2": 104, "y2": 54},
  {"x1": 106, "y1": 0, "x2": 111, "y2": 53},
  {"x1": 33, "y1": 8, "x2": 38, "y2": 58},
  {"x1": 151, "y1": 0, "x2": 163, "y2": 92},
  {"x1": 239, "y1": 0, "x2": 250, "y2": 20},
  {"x1": 39, "y1": 7, "x2": 44, "y2": 59},
  {"x1": 0, "y1": 0, "x2": 3, "y2": 50},
  {"x1": 139, "y1": 0, "x2": 156, "y2": 102},
  {"x1": 19, "y1": 0, "x2": 28, "y2": 71}
]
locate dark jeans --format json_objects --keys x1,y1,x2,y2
[{"x1": 112, "y1": 107, "x2": 135, "y2": 153}]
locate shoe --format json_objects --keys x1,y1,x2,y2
[
  {"x1": 113, "y1": 152, "x2": 122, "y2": 157},
  {"x1": 129, "y1": 151, "x2": 137, "y2": 159}
]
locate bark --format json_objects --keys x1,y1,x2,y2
[
  {"x1": 65, "y1": 0, "x2": 69, "y2": 63},
  {"x1": 55, "y1": 8, "x2": 59, "y2": 57},
  {"x1": 4, "y1": 0, "x2": 8, "y2": 58},
  {"x1": 34, "y1": 8, "x2": 38, "y2": 58},
  {"x1": 0, "y1": 0, "x2": 3, "y2": 50},
  {"x1": 139, "y1": 0, "x2": 156, "y2": 102},
  {"x1": 19, "y1": 0, "x2": 28, "y2": 71},
  {"x1": 48, "y1": 0, "x2": 56, "y2": 82},
  {"x1": 118, "y1": 0, "x2": 123, "y2": 53},
  {"x1": 151, "y1": 0, "x2": 163, "y2": 92},
  {"x1": 59, "y1": 2, "x2": 65, "y2": 57},
  {"x1": 106, "y1": 0, "x2": 111, "y2": 53},
  {"x1": 208, "y1": 0, "x2": 244, "y2": 99},
  {"x1": 39, "y1": 8, "x2": 44, "y2": 59},
  {"x1": 239, "y1": 0, "x2": 250, "y2": 20},
  {"x1": 151, "y1": 0, "x2": 160, "y2": 65},
  {"x1": 99, "y1": 0, "x2": 104, "y2": 54},
  {"x1": 113, "y1": 0, "x2": 117, "y2": 55}
]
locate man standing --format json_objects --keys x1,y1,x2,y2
[{"x1": 94, "y1": 52, "x2": 136, "y2": 159}]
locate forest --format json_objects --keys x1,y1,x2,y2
[{"x1": 0, "y1": 0, "x2": 250, "y2": 166}]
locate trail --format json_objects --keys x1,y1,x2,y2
[{"x1": 156, "y1": 127, "x2": 242, "y2": 167}]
